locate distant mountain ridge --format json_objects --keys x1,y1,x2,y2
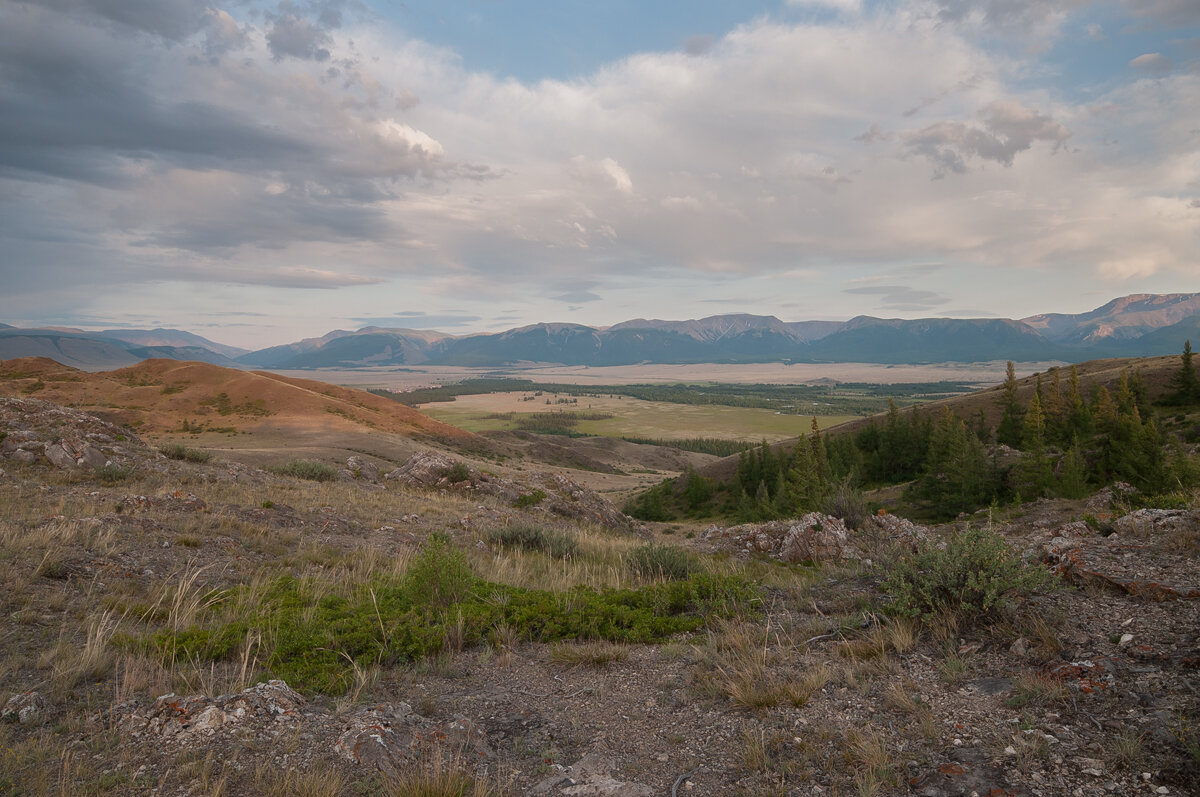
[
  {"x1": 0, "y1": 327, "x2": 243, "y2": 370},
  {"x1": 4, "y1": 292, "x2": 1200, "y2": 369}
]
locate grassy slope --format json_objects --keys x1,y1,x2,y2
[{"x1": 420, "y1": 391, "x2": 855, "y2": 442}]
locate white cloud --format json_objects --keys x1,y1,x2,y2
[
  {"x1": 568, "y1": 156, "x2": 634, "y2": 194},
  {"x1": 2, "y1": 0, "x2": 1197, "y2": 336},
  {"x1": 787, "y1": 0, "x2": 862, "y2": 12},
  {"x1": 1129, "y1": 53, "x2": 1173, "y2": 73}
]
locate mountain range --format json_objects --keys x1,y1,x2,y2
[{"x1": 5, "y1": 293, "x2": 1200, "y2": 370}]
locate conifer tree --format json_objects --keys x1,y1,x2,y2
[
  {"x1": 1016, "y1": 393, "x2": 1054, "y2": 497},
  {"x1": 1057, "y1": 436, "x2": 1089, "y2": 499},
  {"x1": 1164, "y1": 340, "x2": 1200, "y2": 405},
  {"x1": 1043, "y1": 367, "x2": 1067, "y2": 445},
  {"x1": 996, "y1": 361, "x2": 1024, "y2": 446},
  {"x1": 910, "y1": 408, "x2": 992, "y2": 518},
  {"x1": 1091, "y1": 385, "x2": 1118, "y2": 427},
  {"x1": 1067, "y1": 366, "x2": 1092, "y2": 438}
]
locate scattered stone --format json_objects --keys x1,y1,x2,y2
[
  {"x1": 1045, "y1": 535, "x2": 1200, "y2": 601},
  {"x1": 966, "y1": 677, "x2": 1013, "y2": 696},
  {"x1": 530, "y1": 754, "x2": 653, "y2": 797},
  {"x1": 120, "y1": 680, "x2": 305, "y2": 741},
  {"x1": 334, "y1": 702, "x2": 492, "y2": 778},
  {"x1": 119, "y1": 492, "x2": 207, "y2": 513},
  {"x1": 345, "y1": 455, "x2": 381, "y2": 483},
  {"x1": 0, "y1": 397, "x2": 148, "y2": 469},
  {"x1": 1044, "y1": 658, "x2": 1118, "y2": 694},
  {"x1": 911, "y1": 747, "x2": 1031, "y2": 797},
  {"x1": 2, "y1": 691, "x2": 46, "y2": 725},
  {"x1": 1085, "y1": 483, "x2": 1136, "y2": 512},
  {"x1": 384, "y1": 451, "x2": 637, "y2": 532},
  {"x1": 703, "y1": 513, "x2": 858, "y2": 563}
]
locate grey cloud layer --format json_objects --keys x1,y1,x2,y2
[{"x1": 0, "y1": 0, "x2": 1196, "y2": 328}]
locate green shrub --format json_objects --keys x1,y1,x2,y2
[
  {"x1": 627, "y1": 543, "x2": 699, "y2": 581},
  {"x1": 1120, "y1": 491, "x2": 1193, "y2": 511},
  {"x1": 819, "y1": 478, "x2": 869, "y2": 530},
  {"x1": 159, "y1": 443, "x2": 212, "y2": 463},
  {"x1": 882, "y1": 526, "x2": 1053, "y2": 623},
  {"x1": 93, "y1": 464, "x2": 135, "y2": 484},
  {"x1": 512, "y1": 489, "x2": 547, "y2": 508},
  {"x1": 144, "y1": 568, "x2": 758, "y2": 695},
  {"x1": 403, "y1": 533, "x2": 475, "y2": 608},
  {"x1": 444, "y1": 462, "x2": 471, "y2": 483},
  {"x1": 267, "y1": 460, "x2": 339, "y2": 482},
  {"x1": 624, "y1": 480, "x2": 674, "y2": 522},
  {"x1": 487, "y1": 524, "x2": 577, "y2": 559}
]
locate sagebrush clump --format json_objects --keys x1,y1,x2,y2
[
  {"x1": 266, "y1": 460, "x2": 339, "y2": 482},
  {"x1": 487, "y1": 524, "x2": 577, "y2": 559},
  {"x1": 627, "y1": 542, "x2": 700, "y2": 581},
  {"x1": 882, "y1": 526, "x2": 1053, "y2": 622}
]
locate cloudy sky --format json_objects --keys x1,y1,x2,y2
[{"x1": 1, "y1": 0, "x2": 1198, "y2": 348}]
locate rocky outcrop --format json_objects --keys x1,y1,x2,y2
[
  {"x1": 0, "y1": 397, "x2": 151, "y2": 469},
  {"x1": 342, "y1": 455, "x2": 381, "y2": 483},
  {"x1": 2, "y1": 691, "x2": 46, "y2": 725},
  {"x1": 703, "y1": 513, "x2": 858, "y2": 563},
  {"x1": 1046, "y1": 538, "x2": 1200, "y2": 601},
  {"x1": 384, "y1": 450, "x2": 459, "y2": 487},
  {"x1": 120, "y1": 680, "x2": 306, "y2": 741},
  {"x1": 861, "y1": 511, "x2": 930, "y2": 548},
  {"x1": 385, "y1": 451, "x2": 637, "y2": 532}
]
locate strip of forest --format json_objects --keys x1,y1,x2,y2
[{"x1": 626, "y1": 346, "x2": 1200, "y2": 524}]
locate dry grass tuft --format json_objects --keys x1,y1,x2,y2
[
  {"x1": 549, "y1": 641, "x2": 630, "y2": 668},
  {"x1": 252, "y1": 763, "x2": 348, "y2": 796},
  {"x1": 846, "y1": 727, "x2": 897, "y2": 795},
  {"x1": 1006, "y1": 673, "x2": 1069, "y2": 709},
  {"x1": 385, "y1": 744, "x2": 503, "y2": 796}
]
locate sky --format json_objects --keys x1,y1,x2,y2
[{"x1": 1, "y1": 0, "x2": 1198, "y2": 349}]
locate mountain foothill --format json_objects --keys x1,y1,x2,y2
[{"x1": 4, "y1": 292, "x2": 1200, "y2": 371}]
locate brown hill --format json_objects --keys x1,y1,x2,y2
[{"x1": 0, "y1": 357, "x2": 472, "y2": 441}]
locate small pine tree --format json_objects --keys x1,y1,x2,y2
[
  {"x1": 996, "y1": 361, "x2": 1024, "y2": 446},
  {"x1": 1056, "y1": 436, "x2": 1089, "y2": 499},
  {"x1": 1164, "y1": 340, "x2": 1200, "y2": 406},
  {"x1": 1016, "y1": 393, "x2": 1053, "y2": 498}
]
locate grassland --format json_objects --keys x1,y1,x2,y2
[
  {"x1": 285, "y1": 359, "x2": 1049, "y2": 390},
  {"x1": 419, "y1": 391, "x2": 856, "y2": 442}
]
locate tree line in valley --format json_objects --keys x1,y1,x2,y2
[
  {"x1": 627, "y1": 344, "x2": 1200, "y2": 524},
  {"x1": 376, "y1": 379, "x2": 974, "y2": 417}
]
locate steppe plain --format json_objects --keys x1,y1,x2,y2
[{"x1": 0, "y1": 355, "x2": 1197, "y2": 797}]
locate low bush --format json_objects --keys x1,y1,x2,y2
[
  {"x1": 512, "y1": 489, "x2": 546, "y2": 508},
  {"x1": 819, "y1": 478, "x2": 869, "y2": 530},
  {"x1": 882, "y1": 526, "x2": 1053, "y2": 623},
  {"x1": 444, "y1": 462, "x2": 471, "y2": 483},
  {"x1": 93, "y1": 464, "x2": 135, "y2": 485},
  {"x1": 487, "y1": 524, "x2": 577, "y2": 559},
  {"x1": 142, "y1": 537, "x2": 756, "y2": 694},
  {"x1": 159, "y1": 443, "x2": 212, "y2": 463},
  {"x1": 267, "y1": 460, "x2": 339, "y2": 482},
  {"x1": 627, "y1": 542, "x2": 700, "y2": 581}
]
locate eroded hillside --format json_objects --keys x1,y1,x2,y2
[{"x1": 1, "y1": 393, "x2": 1198, "y2": 795}]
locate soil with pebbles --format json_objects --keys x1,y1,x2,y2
[{"x1": 1, "y1": 404, "x2": 1199, "y2": 795}]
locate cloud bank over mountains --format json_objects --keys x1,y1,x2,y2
[{"x1": 0, "y1": 0, "x2": 1197, "y2": 346}]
